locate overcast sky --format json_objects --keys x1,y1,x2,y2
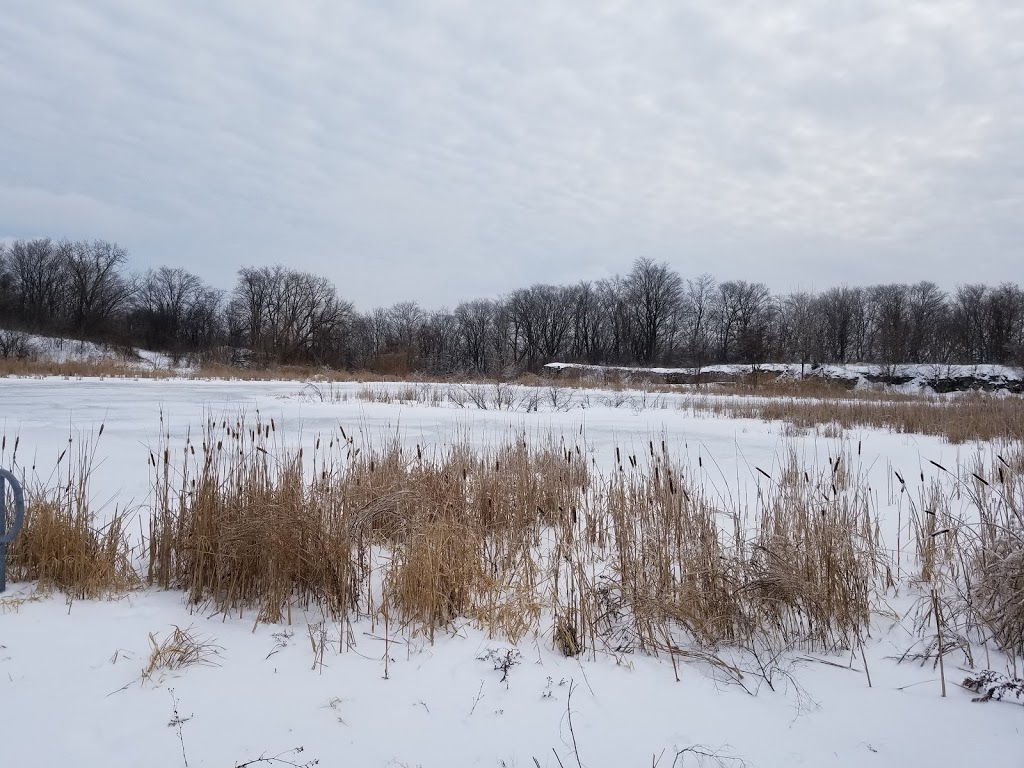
[{"x1": 1, "y1": 1, "x2": 1021, "y2": 308}]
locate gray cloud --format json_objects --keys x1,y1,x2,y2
[{"x1": 1, "y1": 0, "x2": 1022, "y2": 307}]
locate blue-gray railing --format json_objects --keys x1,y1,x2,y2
[{"x1": 0, "y1": 469, "x2": 26, "y2": 593}]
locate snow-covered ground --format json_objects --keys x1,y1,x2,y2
[{"x1": 1, "y1": 378, "x2": 1021, "y2": 767}]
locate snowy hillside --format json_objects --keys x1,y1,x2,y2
[{"x1": 0, "y1": 329, "x2": 177, "y2": 370}]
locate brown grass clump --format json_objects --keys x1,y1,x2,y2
[
  {"x1": 967, "y1": 447, "x2": 1024, "y2": 660},
  {"x1": 748, "y1": 447, "x2": 883, "y2": 649},
  {"x1": 973, "y1": 522, "x2": 1024, "y2": 660},
  {"x1": 4, "y1": 432, "x2": 138, "y2": 598},
  {"x1": 596, "y1": 447, "x2": 741, "y2": 651},
  {"x1": 142, "y1": 624, "x2": 221, "y2": 684},
  {"x1": 585, "y1": 442, "x2": 884, "y2": 658},
  {"x1": 900, "y1": 443, "x2": 1024, "y2": 668},
  {"x1": 148, "y1": 415, "x2": 358, "y2": 624},
  {"x1": 385, "y1": 514, "x2": 478, "y2": 636}
]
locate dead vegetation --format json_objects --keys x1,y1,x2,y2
[
  {"x1": 3, "y1": 429, "x2": 138, "y2": 599},
  {"x1": 897, "y1": 444, "x2": 1024, "y2": 672},
  {"x1": 0, "y1": 357, "x2": 175, "y2": 379},
  {"x1": 140, "y1": 416, "x2": 890, "y2": 668},
  {"x1": 683, "y1": 392, "x2": 1024, "y2": 444},
  {"x1": 142, "y1": 625, "x2": 222, "y2": 685},
  {"x1": 4, "y1": 407, "x2": 1022, "y2": 678},
  {"x1": 0, "y1": 356, "x2": 406, "y2": 382}
]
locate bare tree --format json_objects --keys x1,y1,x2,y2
[
  {"x1": 906, "y1": 281, "x2": 948, "y2": 363},
  {"x1": 59, "y1": 239, "x2": 135, "y2": 338},
  {"x1": 416, "y1": 309, "x2": 459, "y2": 374},
  {"x1": 987, "y1": 282, "x2": 1024, "y2": 365},
  {"x1": 780, "y1": 291, "x2": 819, "y2": 375},
  {"x1": 867, "y1": 284, "x2": 911, "y2": 368},
  {"x1": 387, "y1": 301, "x2": 426, "y2": 369},
  {"x1": 6, "y1": 238, "x2": 68, "y2": 332},
  {"x1": 228, "y1": 266, "x2": 352, "y2": 366},
  {"x1": 356, "y1": 308, "x2": 392, "y2": 369},
  {"x1": 506, "y1": 284, "x2": 575, "y2": 371},
  {"x1": 134, "y1": 267, "x2": 218, "y2": 359},
  {"x1": 952, "y1": 284, "x2": 990, "y2": 363},
  {"x1": 683, "y1": 273, "x2": 715, "y2": 373},
  {"x1": 454, "y1": 299, "x2": 498, "y2": 374},
  {"x1": 818, "y1": 286, "x2": 865, "y2": 363},
  {"x1": 735, "y1": 283, "x2": 774, "y2": 369},
  {"x1": 182, "y1": 285, "x2": 224, "y2": 358},
  {"x1": 568, "y1": 281, "x2": 610, "y2": 365},
  {"x1": 597, "y1": 277, "x2": 631, "y2": 365},
  {"x1": 623, "y1": 258, "x2": 684, "y2": 365},
  {"x1": 227, "y1": 266, "x2": 275, "y2": 358},
  {"x1": 713, "y1": 280, "x2": 770, "y2": 364},
  {"x1": 0, "y1": 242, "x2": 11, "y2": 323}
]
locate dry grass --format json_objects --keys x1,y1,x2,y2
[
  {"x1": 897, "y1": 444, "x2": 1024, "y2": 669},
  {"x1": 147, "y1": 421, "x2": 584, "y2": 642},
  {"x1": 143, "y1": 421, "x2": 888, "y2": 663},
  {"x1": 0, "y1": 356, "x2": 405, "y2": 382},
  {"x1": 5, "y1": 403, "x2": 1022, "y2": 674},
  {"x1": 582, "y1": 442, "x2": 883, "y2": 658},
  {"x1": 3, "y1": 430, "x2": 139, "y2": 599},
  {"x1": 961, "y1": 448, "x2": 1024, "y2": 662},
  {"x1": 683, "y1": 392, "x2": 1024, "y2": 444},
  {"x1": 142, "y1": 624, "x2": 221, "y2": 684},
  {"x1": 147, "y1": 415, "x2": 358, "y2": 624},
  {"x1": 710, "y1": 374, "x2": 921, "y2": 401},
  {"x1": 0, "y1": 357, "x2": 175, "y2": 379}
]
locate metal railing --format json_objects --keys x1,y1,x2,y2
[{"x1": 0, "y1": 469, "x2": 26, "y2": 593}]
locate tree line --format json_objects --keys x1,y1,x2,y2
[{"x1": 1, "y1": 237, "x2": 1022, "y2": 373}]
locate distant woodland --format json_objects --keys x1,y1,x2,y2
[{"x1": 1, "y1": 238, "x2": 1022, "y2": 374}]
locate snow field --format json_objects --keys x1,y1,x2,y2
[{"x1": 1, "y1": 377, "x2": 1021, "y2": 767}]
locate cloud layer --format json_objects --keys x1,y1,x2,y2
[{"x1": 2, "y1": 0, "x2": 1022, "y2": 306}]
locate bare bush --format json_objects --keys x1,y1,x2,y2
[{"x1": 0, "y1": 330, "x2": 34, "y2": 360}]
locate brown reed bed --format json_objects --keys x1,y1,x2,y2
[
  {"x1": 0, "y1": 357, "x2": 175, "y2": 379},
  {"x1": 6, "y1": 412, "x2": 1022, "y2": 674},
  {"x1": 3, "y1": 430, "x2": 138, "y2": 598},
  {"x1": 0, "y1": 356, "x2": 405, "y2": 382},
  {"x1": 682, "y1": 392, "x2": 1024, "y2": 444},
  {"x1": 141, "y1": 418, "x2": 889, "y2": 665}
]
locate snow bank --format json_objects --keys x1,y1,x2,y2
[{"x1": 546, "y1": 361, "x2": 1024, "y2": 393}]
